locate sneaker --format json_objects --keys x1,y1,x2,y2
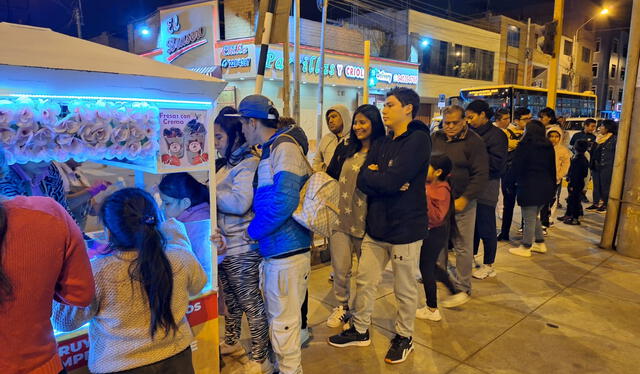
[
  {"x1": 586, "y1": 204, "x2": 599, "y2": 211},
  {"x1": 597, "y1": 206, "x2": 607, "y2": 214},
  {"x1": 220, "y1": 341, "x2": 246, "y2": 357},
  {"x1": 564, "y1": 218, "x2": 581, "y2": 225},
  {"x1": 300, "y1": 327, "x2": 312, "y2": 347},
  {"x1": 557, "y1": 215, "x2": 570, "y2": 222},
  {"x1": 385, "y1": 335, "x2": 414, "y2": 364},
  {"x1": 327, "y1": 305, "x2": 349, "y2": 328},
  {"x1": 441, "y1": 292, "x2": 471, "y2": 308},
  {"x1": 509, "y1": 246, "x2": 532, "y2": 258},
  {"x1": 497, "y1": 232, "x2": 510, "y2": 241},
  {"x1": 532, "y1": 242, "x2": 548, "y2": 253},
  {"x1": 245, "y1": 359, "x2": 275, "y2": 374},
  {"x1": 416, "y1": 307, "x2": 442, "y2": 321},
  {"x1": 328, "y1": 326, "x2": 371, "y2": 347},
  {"x1": 472, "y1": 264, "x2": 496, "y2": 280}
]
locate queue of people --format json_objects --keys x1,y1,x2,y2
[{"x1": 0, "y1": 85, "x2": 619, "y2": 374}]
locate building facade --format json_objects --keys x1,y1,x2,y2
[{"x1": 592, "y1": 29, "x2": 629, "y2": 117}]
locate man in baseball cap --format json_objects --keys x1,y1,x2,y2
[{"x1": 225, "y1": 94, "x2": 278, "y2": 120}]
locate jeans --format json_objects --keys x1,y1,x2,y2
[
  {"x1": 420, "y1": 226, "x2": 458, "y2": 309},
  {"x1": 261, "y1": 252, "x2": 310, "y2": 374},
  {"x1": 540, "y1": 183, "x2": 562, "y2": 227},
  {"x1": 500, "y1": 177, "x2": 517, "y2": 236},
  {"x1": 219, "y1": 251, "x2": 270, "y2": 362},
  {"x1": 352, "y1": 235, "x2": 422, "y2": 337},
  {"x1": 104, "y1": 348, "x2": 194, "y2": 374},
  {"x1": 329, "y1": 231, "x2": 362, "y2": 307},
  {"x1": 521, "y1": 205, "x2": 544, "y2": 248},
  {"x1": 450, "y1": 200, "x2": 477, "y2": 293},
  {"x1": 473, "y1": 203, "x2": 498, "y2": 265}
]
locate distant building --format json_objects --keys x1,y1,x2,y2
[{"x1": 592, "y1": 29, "x2": 629, "y2": 116}]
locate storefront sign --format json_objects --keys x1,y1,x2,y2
[{"x1": 166, "y1": 24, "x2": 207, "y2": 63}]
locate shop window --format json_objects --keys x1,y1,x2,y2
[
  {"x1": 564, "y1": 40, "x2": 573, "y2": 56},
  {"x1": 595, "y1": 38, "x2": 601, "y2": 52},
  {"x1": 618, "y1": 88, "x2": 624, "y2": 102},
  {"x1": 420, "y1": 37, "x2": 494, "y2": 81},
  {"x1": 592, "y1": 63, "x2": 598, "y2": 77},
  {"x1": 621, "y1": 67, "x2": 625, "y2": 81},
  {"x1": 505, "y1": 62, "x2": 518, "y2": 84},
  {"x1": 561, "y1": 74, "x2": 571, "y2": 89},
  {"x1": 582, "y1": 47, "x2": 590, "y2": 63},
  {"x1": 507, "y1": 25, "x2": 520, "y2": 48},
  {"x1": 610, "y1": 64, "x2": 617, "y2": 78}
]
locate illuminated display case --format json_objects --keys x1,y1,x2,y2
[{"x1": 0, "y1": 22, "x2": 226, "y2": 374}]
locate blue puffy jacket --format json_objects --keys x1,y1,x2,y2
[{"x1": 248, "y1": 125, "x2": 311, "y2": 258}]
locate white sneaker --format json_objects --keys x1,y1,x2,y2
[
  {"x1": 532, "y1": 242, "x2": 548, "y2": 253},
  {"x1": 300, "y1": 327, "x2": 312, "y2": 346},
  {"x1": 472, "y1": 264, "x2": 496, "y2": 279},
  {"x1": 219, "y1": 341, "x2": 245, "y2": 357},
  {"x1": 509, "y1": 246, "x2": 532, "y2": 258},
  {"x1": 327, "y1": 305, "x2": 348, "y2": 328},
  {"x1": 416, "y1": 307, "x2": 442, "y2": 321},
  {"x1": 245, "y1": 359, "x2": 275, "y2": 374},
  {"x1": 441, "y1": 292, "x2": 471, "y2": 308}
]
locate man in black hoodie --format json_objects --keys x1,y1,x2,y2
[
  {"x1": 328, "y1": 88, "x2": 430, "y2": 365},
  {"x1": 431, "y1": 105, "x2": 489, "y2": 306}
]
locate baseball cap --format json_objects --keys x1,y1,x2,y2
[{"x1": 225, "y1": 94, "x2": 276, "y2": 120}]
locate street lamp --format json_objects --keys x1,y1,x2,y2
[{"x1": 571, "y1": 8, "x2": 610, "y2": 91}]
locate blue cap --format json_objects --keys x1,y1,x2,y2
[{"x1": 225, "y1": 94, "x2": 276, "y2": 120}]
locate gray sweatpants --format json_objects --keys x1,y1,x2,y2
[
  {"x1": 450, "y1": 199, "x2": 477, "y2": 294},
  {"x1": 352, "y1": 234, "x2": 422, "y2": 338},
  {"x1": 329, "y1": 231, "x2": 362, "y2": 307}
]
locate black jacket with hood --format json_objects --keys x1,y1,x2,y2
[{"x1": 357, "y1": 120, "x2": 431, "y2": 244}]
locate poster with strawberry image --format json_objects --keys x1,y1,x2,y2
[{"x1": 159, "y1": 109, "x2": 208, "y2": 169}]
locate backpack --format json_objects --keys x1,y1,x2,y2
[{"x1": 272, "y1": 133, "x2": 340, "y2": 237}]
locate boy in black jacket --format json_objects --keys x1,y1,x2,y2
[
  {"x1": 328, "y1": 88, "x2": 431, "y2": 365},
  {"x1": 560, "y1": 140, "x2": 590, "y2": 225}
]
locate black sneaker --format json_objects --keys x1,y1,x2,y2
[
  {"x1": 384, "y1": 334, "x2": 414, "y2": 364},
  {"x1": 496, "y1": 232, "x2": 510, "y2": 241},
  {"x1": 597, "y1": 206, "x2": 607, "y2": 214},
  {"x1": 328, "y1": 326, "x2": 370, "y2": 347},
  {"x1": 586, "y1": 204, "x2": 599, "y2": 211},
  {"x1": 564, "y1": 218, "x2": 581, "y2": 225}
]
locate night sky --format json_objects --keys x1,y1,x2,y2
[{"x1": 0, "y1": 0, "x2": 630, "y2": 40}]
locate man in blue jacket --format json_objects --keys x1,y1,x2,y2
[
  {"x1": 328, "y1": 87, "x2": 430, "y2": 365},
  {"x1": 231, "y1": 95, "x2": 311, "y2": 374}
]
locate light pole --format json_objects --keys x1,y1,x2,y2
[{"x1": 571, "y1": 8, "x2": 609, "y2": 91}]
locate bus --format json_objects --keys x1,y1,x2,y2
[{"x1": 458, "y1": 85, "x2": 597, "y2": 118}]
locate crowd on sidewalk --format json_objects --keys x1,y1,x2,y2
[{"x1": 0, "y1": 86, "x2": 618, "y2": 374}]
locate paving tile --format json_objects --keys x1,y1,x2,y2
[
  {"x1": 469, "y1": 270, "x2": 563, "y2": 314},
  {"x1": 447, "y1": 364, "x2": 488, "y2": 374},
  {"x1": 600, "y1": 254, "x2": 640, "y2": 274},
  {"x1": 371, "y1": 293, "x2": 526, "y2": 361},
  {"x1": 571, "y1": 266, "x2": 640, "y2": 304},
  {"x1": 303, "y1": 324, "x2": 461, "y2": 374},
  {"x1": 466, "y1": 316, "x2": 640, "y2": 374},
  {"x1": 532, "y1": 287, "x2": 640, "y2": 348}
]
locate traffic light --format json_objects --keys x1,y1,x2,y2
[{"x1": 541, "y1": 20, "x2": 558, "y2": 56}]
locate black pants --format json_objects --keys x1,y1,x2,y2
[
  {"x1": 500, "y1": 176, "x2": 517, "y2": 236},
  {"x1": 541, "y1": 183, "x2": 562, "y2": 227},
  {"x1": 106, "y1": 347, "x2": 194, "y2": 374},
  {"x1": 301, "y1": 290, "x2": 308, "y2": 329},
  {"x1": 419, "y1": 225, "x2": 458, "y2": 309},
  {"x1": 473, "y1": 203, "x2": 498, "y2": 265},
  {"x1": 566, "y1": 183, "x2": 585, "y2": 219}
]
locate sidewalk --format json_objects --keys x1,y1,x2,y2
[{"x1": 221, "y1": 208, "x2": 640, "y2": 374}]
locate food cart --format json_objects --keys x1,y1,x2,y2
[{"x1": 0, "y1": 22, "x2": 226, "y2": 374}]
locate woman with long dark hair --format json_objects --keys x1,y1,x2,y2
[
  {"x1": 509, "y1": 120, "x2": 557, "y2": 257},
  {"x1": 53, "y1": 188, "x2": 206, "y2": 374},
  {"x1": 324, "y1": 104, "x2": 386, "y2": 328},
  {"x1": 0, "y1": 146, "x2": 94, "y2": 374},
  {"x1": 588, "y1": 120, "x2": 618, "y2": 213},
  {"x1": 210, "y1": 106, "x2": 273, "y2": 373}
]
